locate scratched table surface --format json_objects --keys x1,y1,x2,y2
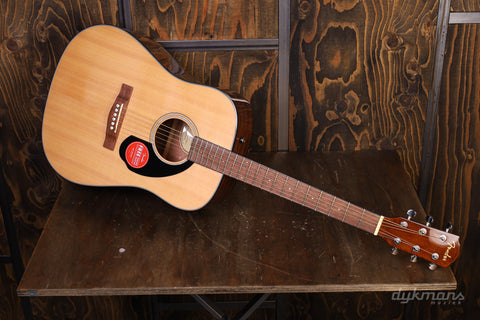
[{"x1": 18, "y1": 151, "x2": 456, "y2": 296}]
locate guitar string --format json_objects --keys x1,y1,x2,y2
[
  {"x1": 188, "y1": 138, "x2": 411, "y2": 231},
  {"x1": 188, "y1": 139, "x2": 448, "y2": 245},
  {"x1": 122, "y1": 123, "x2": 446, "y2": 244},
  {"x1": 190, "y1": 141, "x2": 452, "y2": 260},
  {"x1": 121, "y1": 125, "x2": 446, "y2": 245},
  {"x1": 116, "y1": 119, "x2": 449, "y2": 250}
]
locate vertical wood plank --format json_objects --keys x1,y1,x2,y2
[
  {"x1": 290, "y1": 0, "x2": 438, "y2": 187},
  {"x1": 0, "y1": 1, "x2": 144, "y2": 319},
  {"x1": 172, "y1": 50, "x2": 278, "y2": 151},
  {"x1": 424, "y1": 0, "x2": 480, "y2": 318}
]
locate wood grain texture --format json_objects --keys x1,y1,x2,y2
[
  {"x1": 0, "y1": 1, "x2": 139, "y2": 319},
  {"x1": 172, "y1": 50, "x2": 278, "y2": 152},
  {"x1": 423, "y1": 0, "x2": 480, "y2": 318},
  {"x1": 17, "y1": 151, "x2": 456, "y2": 297},
  {"x1": 290, "y1": 0, "x2": 438, "y2": 188},
  {"x1": 130, "y1": 0, "x2": 278, "y2": 40}
]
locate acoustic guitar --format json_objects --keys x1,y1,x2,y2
[{"x1": 42, "y1": 25, "x2": 459, "y2": 268}]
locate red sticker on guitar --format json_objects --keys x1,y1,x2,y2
[{"x1": 125, "y1": 142, "x2": 149, "y2": 168}]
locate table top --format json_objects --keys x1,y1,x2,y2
[{"x1": 17, "y1": 150, "x2": 457, "y2": 296}]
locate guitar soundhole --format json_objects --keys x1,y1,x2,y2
[{"x1": 152, "y1": 115, "x2": 196, "y2": 165}]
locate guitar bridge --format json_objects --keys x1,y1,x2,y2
[{"x1": 103, "y1": 83, "x2": 133, "y2": 150}]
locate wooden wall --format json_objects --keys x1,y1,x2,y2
[
  {"x1": 425, "y1": 0, "x2": 480, "y2": 318},
  {"x1": 129, "y1": 0, "x2": 280, "y2": 152},
  {"x1": 0, "y1": 0, "x2": 479, "y2": 319}
]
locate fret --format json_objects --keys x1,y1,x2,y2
[
  {"x1": 230, "y1": 154, "x2": 238, "y2": 175},
  {"x1": 217, "y1": 149, "x2": 225, "y2": 171},
  {"x1": 261, "y1": 168, "x2": 270, "y2": 189},
  {"x1": 357, "y1": 208, "x2": 366, "y2": 228},
  {"x1": 245, "y1": 159, "x2": 253, "y2": 182},
  {"x1": 193, "y1": 139, "x2": 202, "y2": 163},
  {"x1": 291, "y1": 180, "x2": 299, "y2": 200},
  {"x1": 212, "y1": 144, "x2": 219, "y2": 169},
  {"x1": 314, "y1": 191, "x2": 323, "y2": 211},
  {"x1": 222, "y1": 152, "x2": 231, "y2": 174},
  {"x1": 238, "y1": 158, "x2": 246, "y2": 179},
  {"x1": 206, "y1": 142, "x2": 214, "y2": 168},
  {"x1": 342, "y1": 202, "x2": 350, "y2": 222},
  {"x1": 271, "y1": 172, "x2": 279, "y2": 192},
  {"x1": 302, "y1": 186, "x2": 311, "y2": 205},
  {"x1": 192, "y1": 139, "x2": 200, "y2": 162},
  {"x1": 199, "y1": 140, "x2": 207, "y2": 165},
  {"x1": 280, "y1": 176, "x2": 288, "y2": 196},
  {"x1": 327, "y1": 197, "x2": 336, "y2": 216},
  {"x1": 253, "y1": 163, "x2": 261, "y2": 186}
]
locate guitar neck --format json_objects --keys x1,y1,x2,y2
[{"x1": 188, "y1": 137, "x2": 384, "y2": 236}]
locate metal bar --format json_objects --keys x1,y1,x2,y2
[
  {"x1": 148, "y1": 296, "x2": 161, "y2": 320},
  {"x1": 275, "y1": 293, "x2": 287, "y2": 320},
  {"x1": 233, "y1": 293, "x2": 271, "y2": 320},
  {"x1": 191, "y1": 294, "x2": 227, "y2": 319},
  {"x1": 158, "y1": 39, "x2": 279, "y2": 52},
  {"x1": 277, "y1": 0, "x2": 290, "y2": 151},
  {"x1": 118, "y1": 0, "x2": 133, "y2": 30},
  {"x1": 154, "y1": 300, "x2": 276, "y2": 311},
  {"x1": 449, "y1": 12, "x2": 480, "y2": 24},
  {"x1": 0, "y1": 255, "x2": 12, "y2": 264},
  {"x1": 0, "y1": 163, "x2": 33, "y2": 320},
  {"x1": 419, "y1": 0, "x2": 452, "y2": 206}
]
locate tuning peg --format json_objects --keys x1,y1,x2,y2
[
  {"x1": 429, "y1": 262, "x2": 438, "y2": 270},
  {"x1": 445, "y1": 222, "x2": 453, "y2": 233},
  {"x1": 391, "y1": 247, "x2": 399, "y2": 255},
  {"x1": 406, "y1": 209, "x2": 417, "y2": 220},
  {"x1": 425, "y1": 216, "x2": 434, "y2": 227},
  {"x1": 410, "y1": 255, "x2": 418, "y2": 263}
]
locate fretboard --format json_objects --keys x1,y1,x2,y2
[{"x1": 188, "y1": 137, "x2": 382, "y2": 235}]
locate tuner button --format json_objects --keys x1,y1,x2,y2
[
  {"x1": 410, "y1": 255, "x2": 418, "y2": 263},
  {"x1": 426, "y1": 216, "x2": 434, "y2": 227},
  {"x1": 406, "y1": 209, "x2": 417, "y2": 220},
  {"x1": 391, "y1": 247, "x2": 399, "y2": 255},
  {"x1": 428, "y1": 263, "x2": 438, "y2": 271},
  {"x1": 445, "y1": 222, "x2": 453, "y2": 233}
]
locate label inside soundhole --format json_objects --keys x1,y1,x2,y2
[
  {"x1": 125, "y1": 141, "x2": 149, "y2": 168},
  {"x1": 154, "y1": 117, "x2": 195, "y2": 164}
]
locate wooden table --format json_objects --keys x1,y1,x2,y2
[{"x1": 17, "y1": 151, "x2": 456, "y2": 298}]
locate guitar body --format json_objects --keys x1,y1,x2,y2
[{"x1": 42, "y1": 25, "x2": 251, "y2": 210}]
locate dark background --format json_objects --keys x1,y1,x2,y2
[{"x1": 1, "y1": 0, "x2": 479, "y2": 318}]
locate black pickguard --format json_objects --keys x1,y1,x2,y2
[{"x1": 119, "y1": 136, "x2": 193, "y2": 177}]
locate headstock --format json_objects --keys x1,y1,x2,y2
[{"x1": 377, "y1": 213, "x2": 460, "y2": 268}]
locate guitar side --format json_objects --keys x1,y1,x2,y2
[{"x1": 42, "y1": 25, "x2": 244, "y2": 210}]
